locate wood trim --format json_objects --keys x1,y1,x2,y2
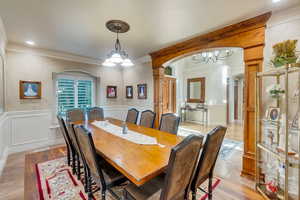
[
  {"x1": 163, "y1": 76, "x2": 177, "y2": 113},
  {"x1": 150, "y1": 13, "x2": 271, "y2": 179},
  {"x1": 153, "y1": 67, "x2": 165, "y2": 127},
  {"x1": 234, "y1": 80, "x2": 239, "y2": 120},
  {"x1": 187, "y1": 77, "x2": 205, "y2": 103},
  {"x1": 150, "y1": 12, "x2": 271, "y2": 68},
  {"x1": 226, "y1": 78, "x2": 230, "y2": 125}
]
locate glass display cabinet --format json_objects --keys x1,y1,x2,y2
[{"x1": 255, "y1": 63, "x2": 300, "y2": 200}]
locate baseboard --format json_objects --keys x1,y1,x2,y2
[
  {"x1": 184, "y1": 120, "x2": 226, "y2": 126},
  {"x1": 0, "y1": 146, "x2": 9, "y2": 177}
]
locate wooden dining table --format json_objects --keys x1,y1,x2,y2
[{"x1": 74, "y1": 118, "x2": 183, "y2": 186}]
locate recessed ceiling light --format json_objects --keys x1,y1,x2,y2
[
  {"x1": 25, "y1": 40, "x2": 35, "y2": 46},
  {"x1": 272, "y1": 0, "x2": 281, "y2": 3}
]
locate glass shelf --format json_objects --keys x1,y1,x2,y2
[
  {"x1": 258, "y1": 142, "x2": 299, "y2": 163},
  {"x1": 257, "y1": 64, "x2": 300, "y2": 77}
]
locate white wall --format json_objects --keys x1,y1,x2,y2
[
  {"x1": 262, "y1": 6, "x2": 300, "y2": 119},
  {"x1": 5, "y1": 44, "x2": 125, "y2": 111},
  {"x1": 122, "y1": 61, "x2": 154, "y2": 111},
  {"x1": 0, "y1": 17, "x2": 7, "y2": 175},
  {"x1": 0, "y1": 18, "x2": 7, "y2": 115}
]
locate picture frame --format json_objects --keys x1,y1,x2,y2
[
  {"x1": 267, "y1": 107, "x2": 280, "y2": 121},
  {"x1": 126, "y1": 86, "x2": 133, "y2": 99},
  {"x1": 19, "y1": 80, "x2": 41, "y2": 99},
  {"x1": 137, "y1": 84, "x2": 147, "y2": 99},
  {"x1": 107, "y1": 86, "x2": 117, "y2": 98}
]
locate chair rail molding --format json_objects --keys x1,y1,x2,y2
[{"x1": 149, "y1": 12, "x2": 272, "y2": 179}]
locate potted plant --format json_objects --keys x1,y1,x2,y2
[
  {"x1": 266, "y1": 84, "x2": 285, "y2": 99},
  {"x1": 271, "y1": 40, "x2": 298, "y2": 67}
]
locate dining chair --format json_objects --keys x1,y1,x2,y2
[
  {"x1": 123, "y1": 134, "x2": 204, "y2": 200},
  {"x1": 87, "y1": 107, "x2": 104, "y2": 121},
  {"x1": 66, "y1": 108, "x2": 85, "y2": 122},
  {"x1": 56, "y1": 115, "x2": 74, "y2": 166},
  {"x1": 139, "y1": 110, "x2": 156, "y2": 128},
  {"x1": 74, "y1": 125, "x2": 127, "y2": 200},
  {"x1": 159, "y1": 113, "x2": 181, "y2": 135},
  {"x1": 190, "y1": 126, "x2": 227, "y2": 200},
  {"x1": 126, "y1": 108, "x2": 139, "y2": 124},
  {"x1": 66, "y1": 122, "x2": 86, "y2": 180}
]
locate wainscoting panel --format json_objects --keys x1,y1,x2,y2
[
  {"x1": 10, "y1": 113, "x2": 50, "y2": 146},
  {"x1": 6, "y1": 110, "x2": 62, "y2": 153}
]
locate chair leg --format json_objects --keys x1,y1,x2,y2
[
  {"x1": 77, "y1": 154, "x2": 81, "y2": 180},
  {"x1": 101, "y1": 183, "x2": 107, "y2": 200},
  {"x1": 67, "y1": 146, "x2": 70, "y2": 166},
  {"x1": 87, "y1": 169, "x2": 93, "y2": 200},
  {"x1": 191, "y1": 188, "x2": 197, "y2": 200},
  {"x1": 84, "y1": 166, "x2": 88, "y2": 193},
  {"x1": 101, "y1": 190, "x2": 106, "y2": 200},
  {"x1": 71, "y1": 149, "x2": 76, "y2": 174},
  {"x1": 208, "y1": 174, "x2": 213, "y2": 200}
]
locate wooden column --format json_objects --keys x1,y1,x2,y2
[
  {"x1": 242, "y1": 46, "x2": 263, "y2": 178},
  {"x1": 153, "y1": 67, "x2": 164, "y2": 128}
]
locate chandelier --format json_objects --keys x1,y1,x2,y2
[
  {"x1": 102, "y1": 20, "x2": 134, "y2": 67},
  {"x1": 191, "y1": 49, "x2": 233, "y2": 64}
]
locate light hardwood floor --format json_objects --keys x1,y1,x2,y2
[
  {"x1": 180, "y1": 122, "x2": 244, "y2": 142},
  {"x1": 0, "y1": 142, "x2": 263, "y2": 200}
]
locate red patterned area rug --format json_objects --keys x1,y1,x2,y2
[
  {"x1": 35, "y1": 157, "x2": 220, "y2": 200},
  {"x1": 195, "y1": 178, "x2": 221, "y2": 200}
]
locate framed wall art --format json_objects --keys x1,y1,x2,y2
[
  {"x1": 267, "y1": 107, "x2": 280, "y2": 121},
  {"x1": 137, "y1": 84, "x2": 147, "y2": 99},
  {"x1": 19, "y1": 80, "x2": 41, "y2": 99},
  {"x1": 126, "y1": 86, "x2": 133, "y2": 99},
  {"x1": 107, "y1": 86, "x2": 117, "y2": 98}
]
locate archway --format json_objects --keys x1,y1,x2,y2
[{"x1": 149, "y1": 12, "x2": 271, "y2": 179}]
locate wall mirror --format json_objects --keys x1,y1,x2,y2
[{"x1": 187, "y1": 77, "x2": 205, "y2": 103}]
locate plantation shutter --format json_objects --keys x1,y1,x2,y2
[
  {"x1": 57, "y1": 79, "x2": 75, "y2": 115},
  {"x1": 57, "y1": 77, "x2": 94, "y2": 116},
  {"x1": 77, "y1": 80, "x2": 93, "y2": 109}
]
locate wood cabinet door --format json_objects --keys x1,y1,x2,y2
[{"x1": 163, "y1": 77, "x2": 176, "y2": 113}]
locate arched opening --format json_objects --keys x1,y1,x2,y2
[
  {"x1": 150, "y1": 12, "x2": 272, "y2": 179},
  {"x1": 164, "y1": 47, "x2": 245, "y2": 181}
]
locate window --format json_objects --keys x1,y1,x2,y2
[{"x1": 56, "y1": 74, "x2": 94, "y2": 116}]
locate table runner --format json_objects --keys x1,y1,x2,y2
[{"x1": 91, "y1": 121, "x2": 157, "y2": 145}]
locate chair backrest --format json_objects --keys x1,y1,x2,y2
[
  {"x1": 87, "y1": 107, "x2": 104, "y2": 121},
  {"x1": 159, "y1": 113, "x2": 181, "y2": 135},
  {"x1": 74, "y1": 125, "x2": 107, "y2": 187},
  {"x1": 66, "y1": 122, "x2": 81, "y2": 154},
  {"x1": 56, "y1": 115, "x2": 72, "y2": 150},
  {"x1": 191, "y1": 126, "x2": 227, "y2": 189},
  {"x1": 126, "y1": 108, "x2": 139, "y2": 124},
  {"x1": 160, "y1": 135, "x2": 204, "y2": 200},
  {"x1": 66, "y1": 108, "x2": 85, "y2": 123},
  {"x1": 140, "y1": 110, "x2": 156, "y2": 128}
]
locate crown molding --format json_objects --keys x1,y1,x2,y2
[{"x1": 6, "y1": 42, "x2": 103, "y2": 65}]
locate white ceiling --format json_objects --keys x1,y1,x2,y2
[{"x1": 0, "y1": 0, "x2": 299, "y2": 60}]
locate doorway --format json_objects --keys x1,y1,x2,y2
[{"x1": 150, "y1": 12, "x2": 271, "y2": 178}]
